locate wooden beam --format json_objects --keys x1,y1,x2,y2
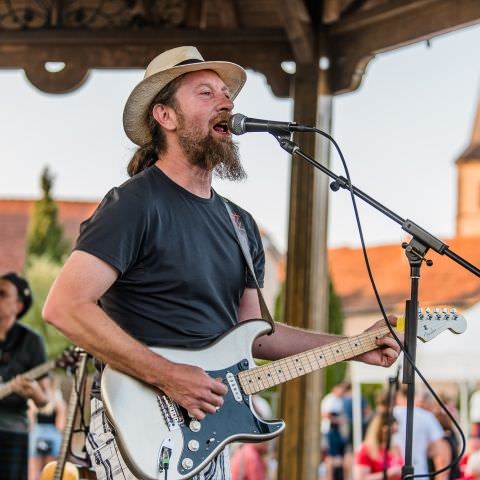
[
  {"x1": 277, "y1": 60, "x2": 332, "y2": 480},
  {"x1": 212, "y1": 0, "x2": 238, "y2": 28},
  {"x1": 327, "y1": 0, "x2": 480, "y2": 94},
  {"x1": 185, "y1": 0, "x2": 208, "y2": 28},
  {"x1": 323, "y1": 0, "x2": 360, "y2": 24},
  {"x1": 0, "y1": 28, "x2": 292, "y2": 95},
  {"x1": 277, "y1": 0, "x2": 315, "y2": 64}
]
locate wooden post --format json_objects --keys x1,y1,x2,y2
[{"x1": 276, "y1": 60, "x2": 333, "y2": 479}]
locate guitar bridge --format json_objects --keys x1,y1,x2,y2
[{"x1": 157, "y1": 394, "x2": 184, "y2": 431}]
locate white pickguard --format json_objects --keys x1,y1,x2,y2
[{"x1": 101, "y1": 320, "x2": 273, "y2": 480}]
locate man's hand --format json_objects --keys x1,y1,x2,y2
[
  {"x1": 156, "y1": 362, "x2": 228, "y2": 420},
  {"x1": 11, "y1": 375, "x2": 50, "y2": 407},
  {"x1": 11, "y1": 375, "x2": 41, "y2": 399},
  {"x1": 355, "y1": 316, "x2": 402, "y2": 367}
]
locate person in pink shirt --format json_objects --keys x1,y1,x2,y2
[
  {"x1": 354, "y1": 412, "x2": 403, "y2": 480},
  {"x1": 231, "y1": 442, "x2": 269, "y2": 480}
]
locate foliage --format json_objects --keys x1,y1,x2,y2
[
  {"x1": 271, "y1": 275, "x2": 346, "y2": 398},
  {"x1": 324, "y1": 278, "x2": 347, "y2": 395},
  {"x1": 26, "y1": 166, "x2": 70, "y2": 264},
  {"x1": 22, "y1": 255, "x2": 72, "y2": 358}
]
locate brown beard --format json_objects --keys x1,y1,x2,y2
[{"x1": 176, "y1": 109, "x2": 246, "y2": 181}]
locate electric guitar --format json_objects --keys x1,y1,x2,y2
[
  {"x1": 40, "y1": 349, "x2": 95, "y2": 480},
  {"x1": 0, "y1": 347, "x2": 78, "y2": 400},
  {"x1": 101, "y1": 309, "x2": 466, "y2": 480}
]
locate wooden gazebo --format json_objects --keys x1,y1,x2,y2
[{"x1": 2, "y1": 1, "x2": 480, "y2": 478}]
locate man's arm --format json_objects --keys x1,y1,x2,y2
[
  {"x1": 238, "y1": 288, "x2": 400, "y2": 367},
  {"x1": 429, "y1": 437, "x2": 451, "y2": 480},
  {"x1": 43, "y1": 250, "x2": 227, "y2": 420}
]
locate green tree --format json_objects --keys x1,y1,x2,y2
[
  {"x1": 324, "y1": 278, "x2": 347, "y2": 395},
  {"x1": 23, "y1": 166, "x2": 72, "y2": 358},
  {"x1": 272, "y1": 276, "x2": 346, "y2": 394},
  {"x1": 22, "y1": 256, "x2": 72, "y2": 358},
  {"x1": 26, "y1": 166, "x2": 70, "y2": 264}
]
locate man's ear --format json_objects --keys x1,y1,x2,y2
[{"x1": 152, "y1": 104, "x2": 177, "y2": 131}]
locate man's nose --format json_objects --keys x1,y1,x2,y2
[{"x1": 217, "y1": 94, "x2": 233, "y2": 112}]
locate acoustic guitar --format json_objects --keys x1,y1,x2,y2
[
  {"x1": 0, "y1": 347, "x2": 77, "y2": 400},
  {"x1": 40, "y1": 349, "x2": 95, "y2": 480}
]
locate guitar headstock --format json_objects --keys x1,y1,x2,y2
[
  {"x1": 54, "y1": 346, "x2": 85, "y2": 370},
  {"x1": 416, "y1": 307, "x2": 466, "y2": 343}
]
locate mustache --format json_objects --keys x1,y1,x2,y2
[{"x1": 209, "y1": 113, "x2": 231, "y2": 127}]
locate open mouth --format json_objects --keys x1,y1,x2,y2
[{"x1": 213, "y1": 121, "x2": 229, "y2": 135}]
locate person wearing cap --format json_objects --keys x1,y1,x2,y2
[
  {"x1": 0, "y1": 272, "x2": 49, "y2": 480},
  {"x1": 43, "y1": 46, "x2": 400, "y2": 480}
]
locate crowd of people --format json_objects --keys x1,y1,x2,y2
[{"x1": 318, "y1": 381, "x2": 480, "y2": 480}]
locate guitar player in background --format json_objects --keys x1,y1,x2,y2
[
  {"x1": 0, "y1": 272, "x2": 50, "y2": 480},
  {"x1": 43, "y1": 45, "x2": 401, "y2": 480}
]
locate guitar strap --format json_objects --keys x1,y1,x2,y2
[{"x1": 222, "y1": 198, "x2": 275, "y2": 335}]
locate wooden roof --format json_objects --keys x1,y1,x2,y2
[
  {"x1": 1, "y1": 0, "x2": 479, "y2": 96},
  {"x1": 329, "y1": 237, "x2": 480, "y2": 314}
]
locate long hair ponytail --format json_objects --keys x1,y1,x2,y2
[{"x1": 127, "y1": 75, "x2": 184, "y2": 177}]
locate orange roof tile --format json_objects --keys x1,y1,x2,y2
[
  {"x1": 329, "y1": 237, "x2": 480, "y2": 314},
  {"x1": 0, "y1": 198, "x2": 98, "y2": 274}
]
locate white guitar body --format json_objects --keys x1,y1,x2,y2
[
  {"x1": 101, "y1": 309, "x2": 466, "y2": 480},
  {"x1": 101, "y1": 320, "x2": 284, "y2": 480}
]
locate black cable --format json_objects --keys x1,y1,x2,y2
[{"x1": 312, "y1": 127, "x2": 466, "y2": 479}]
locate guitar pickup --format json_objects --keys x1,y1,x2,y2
[{"x1": 157, "y1": 394, "x2": 184, "y2": 431}]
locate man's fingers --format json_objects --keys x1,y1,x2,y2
[
  {"x1": 377, "y1": 335, "x2": 401, "y2": 348},
  {"x1": 210, "y1": 378, "x2": 228, "y2": 396},
  {"x1": 387, "y1": 315, "x2": 397, "y2": 326},
  {"x1": 381, "y1": 347, "x2": 399, "y2": 360}
]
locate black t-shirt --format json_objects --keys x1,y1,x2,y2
[
  {"x1": 0, "y1": 323, "x2": 47, "y2": 432},
  {"x1": 75, "y1": 165, "x2": 265, "y2": 349}
]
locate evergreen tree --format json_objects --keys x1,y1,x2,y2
[
  {"x1": 23, "y1": 256, "x2": 71, "y2": 358},
  {"x1": 272, "y1": 275, "x2": 346, "y2": 394},
  {"x1": 23, "y1": 167, "x2": 72, "y2": 357},
  {"x1": 26, "y1": 166, "x2": 70, "y2": 264},
  {"x1": 324, "y1": 278, "x2": 347, "y2": 395}
]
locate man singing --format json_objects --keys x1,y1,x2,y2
[{"x1": 44, "y1": 46, "x2": 400, "y2": 480}]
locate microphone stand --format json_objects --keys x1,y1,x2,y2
[{"x1": 272, "y1": 133, "x2": 480, "y2": 480}]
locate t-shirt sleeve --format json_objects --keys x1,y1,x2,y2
[
  {"x1": 74, "y1": 187, "x2": 147, "y2": 274},
  {"x1": 428, "y1": 412, "x2": 445, "y2": 442},
  {"x1": 243, "y1": 213, "x2": 265, "y2": 289}
]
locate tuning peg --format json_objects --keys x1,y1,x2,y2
[
  {"x1": 450, "y1": 307, "x2": 457, "y2": 318},
  {"x1": 418, "y1": 308, "x2": 423, "y2": 319}
]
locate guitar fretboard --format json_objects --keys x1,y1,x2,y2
[
  {"x1": 54, "y1": 351, "x2": 88, "y2": 480},
  {"x1": 0, "y1": 360, "x2": 56, "y2": 400},
  {"x1": 238, "y1": 326, "x2": 390, "y2": 395}
]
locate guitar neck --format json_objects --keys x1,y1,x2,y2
[
  {"x1": 0, "y1": 360, "x2": 56, "y2": 400},
  {"x1": 238, "y1": 325, "x2": 391, "y2": 395},
  {"x1": 54, "y1": 352, "x2": 88, "y2": 480}
]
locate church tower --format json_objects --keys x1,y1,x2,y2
[{"x1": 456, "y1": 92, "x2": 480, "y2": 237}]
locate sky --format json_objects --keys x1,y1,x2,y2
[{"x1": 1, "y1": 24, "x2": 479, "y2": 253}]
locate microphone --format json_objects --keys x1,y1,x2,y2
[{"x1": 228, "y1": 113, "x2": 315, "y2": 136}]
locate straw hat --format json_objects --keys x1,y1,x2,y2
[{"x1": 123, "y1": 46, "x2": 247, "y2": 146}]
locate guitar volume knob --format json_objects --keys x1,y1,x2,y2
[
  {"x1": 188, "y1": 440, "x2": 200, "y2": 452},
  {"x1": 189, "y1": 420, "x2": 201, "y2": 432},
  {"x1": 182, "y1": 457, "x2": 194, "y2": 470}
]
